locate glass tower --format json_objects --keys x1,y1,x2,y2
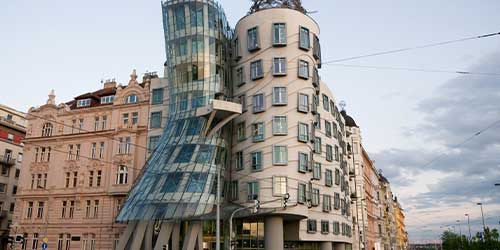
[{"x1": 117, "y1": 0, "x2": 233, "y2": 221}]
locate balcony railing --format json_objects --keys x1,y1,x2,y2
[{"x1": 0, "y1": 155, "x2": 15, "y2": 166}]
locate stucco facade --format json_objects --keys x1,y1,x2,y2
[
  {"x1": 394, "y1": 199, "x2": 408, "y2": 250},
  {"x1": 12, "y1": 72, "x2": 150, "y2": 250},
  {"x1": 231, "y1": 7, "x2": 353, "y2": 250},
  {"x1": 0, "y1": 104, "x2": 26, "y2": 250}
]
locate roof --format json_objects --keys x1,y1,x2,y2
[
  {"x1": 340, "y1": 110, "x2": 358, "y2": 128},
  {"x1": 67, "y1": 86, "x2": 117, "y2": 110}
]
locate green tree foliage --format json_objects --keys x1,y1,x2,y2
[{"x1": 441, "y1": 227, "x2": 500, "y2": 250}]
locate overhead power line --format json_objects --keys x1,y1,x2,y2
[
  {"x1": 420, "y1": 118, "x2": 500, "y2": 169},
  {"x1": 327, "y1": 63, "x2": 500, "y2": 77},
  {"x1": 323, "y1": 31, "x2": 500, "y2": 64}
]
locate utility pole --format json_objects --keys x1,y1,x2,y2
[{"x1": 477, "y1": 203, "x2": 486, "y2": 238}]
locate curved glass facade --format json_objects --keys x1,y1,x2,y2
[{"x1": 117, "y1": 0, "x2": 233, "y2": 221}]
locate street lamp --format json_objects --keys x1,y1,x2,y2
[
  {"x1": 465, "y1": 214, "x2": 472, "y2": 241},
  {"x1": 477, "y1": 203, "x2": 486, "y2": 237}
]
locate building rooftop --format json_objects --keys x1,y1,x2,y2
[{"x1": 249, "y1": 0, "x2": 307, "y2": 14}]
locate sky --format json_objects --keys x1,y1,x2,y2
[{"x1": 1, "y1": 0, "x2": 500, "y2": 242}]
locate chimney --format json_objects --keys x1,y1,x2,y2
[{"x1": 103, "y1": 79, "x2": 117, "y2": 89}]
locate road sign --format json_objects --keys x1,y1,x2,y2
[
  {"x1": 42, "y1": 237, "x2": 48, "y2": 243},
  {"x1": 41, "y1": 242, "x2": 48, "y2": 250}
]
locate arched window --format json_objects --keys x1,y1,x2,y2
[
  {"x1": 125, "y1": 95, "x2": 138, "y2": 104},
  {"x1": 42, "y1": 123, "x2": 53, "y2": 137},
  {"x1": 116, "y1": 165, "x2": 128, "y2": 185}
]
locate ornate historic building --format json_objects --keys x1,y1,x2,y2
[{"x1": 12, "y1": 72, "x2": 150, "y2": 250}]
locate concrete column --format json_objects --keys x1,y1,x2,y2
[
  {"x1": 264, "y1": 216, "x2": 284, "y2": 250},
  {"x1": 320, "y1": 242, "x2": 333, "y2": 250},
  {"x1": 172, "y1": 223, "x2": 181, "y2": 250},
  {"x1": 334, "y1": 243, "x2": 346, "y2": 250}
]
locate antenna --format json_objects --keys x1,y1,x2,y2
[{"x1": 339, "y1": 100, "x2": 347, "y2": 111}]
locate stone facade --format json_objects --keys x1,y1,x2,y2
[{"x1": 12, "y1": 72, "x2": 150, "y2": 250}]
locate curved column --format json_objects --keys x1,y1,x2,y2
[{"x1": 264, "y1": 216, "x2": 284, "y2": 250}]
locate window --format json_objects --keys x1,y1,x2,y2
[
  {"x1": 42, "y1": 123, "x2": 53, "y2": 137},
  {"x1": 161, "y1": 172, "x2": 184, "y2": 193},
  {"x1": 325, "y1": 169, "x2": 333, "y2": 187},
  {"x1": 179, "y1": 93, "x2": 188, "y2": 111},
  {"x1": 116, "y1": 165, "x2": 128, "y2": 184},
  {"x1": 272, "y1": 116, "x2": 287, "y2": 135},
  {"x1": 186, "y1": 173, "x2": 208, "y2": 193},
  {"x1": 273, "y1": 58, "x2": 287, "y2": 76},
  {"x1": 77, "y1": 99, "x2": 91, "y2": 107},
  {"x1": 174, "y1": 6, "x2": 185, "y2": 30},
  {"x1": 298, "y1": 93, "x2": 309, "y2": 113},
  {"x1": 100, "y1": 95, "x2": 114, "y2": 104},
  {"x1": 125, "y1": 95, "x2": 138, "y2": 104},
  {"x1": 298, "y1": 152, "x2": 308, "y2": 173},
  {"x1": 94, "y1": 117, "x2": 99, "y2": 131},
  {"x1": 7, "y1": 133, "x2": 13, "y2": 141},
  {"x1": 89, "y1": 171, "x2": 94, "y2": 187},
  {"x1": 307, "y1": 219, "x2": 317, "y2": 233},
  {"x1": 321, "y1": 221, "x2": 329, "y2": 234},
  {"x1": 298, "y1": 122, "x2": 309, "y2": 142},
  {"x1": 5, "y1": 114, "x2": 12, "y2": 120},
  {"x1": 236, "y1": 67, "x2": 245, "y2": 86},
  {"x1": 91, "y1": 143, "x2": 96, "y2": 159},
  {"x1": 191, "y1": 91, "x2": 205, "y2": 108},
  {"x1": 132, "y1": 112, "x2": 139, "y2": 125},
  {"x1": 326, "y1": 144, "x2": 333, "y2": 162},
  {"x1": 190, "y1": 4, "x2": 203, "y2": 27},
  {"x1": 37, "y1": 202, "x2": 44, "y2": 219},
  {"x1": 93, "y1": 200, "x2": 99, "y2": 218},
  {"x1": 272, "y1": 87, "x2": 287, "y2": 105},
  {"x1": 72, "y1": 172, "x2": 78, "y2": 188},
  {"x1": 148, "y1": 136, "x2": 160, "y2": 153},
  {"x1": 335, "y1": 145, "x2": 340, "y2": 162},
  {"x1": 298, "y1": 183, "x2": 306, "y2": 203},
  {"x1": 273, "y1": 23, "x2": 287, "y2": 45},
  {"x1": 313, "y1": 34, "x2": 322, "y2": 61},
  {"x1": 325, "y1": 121, "x2": 332, "y2": 137},
  {"x1": 247, "y1": 27, "x2": 260, "y2": 51},
  {"x1": 251, "y1": 122, "x2": 265, "y2": 142},
  {"x1": 273, "y1": 146, "x2": 287, "y2": 165},
  {"x1": 311, "y1": 188, "x2": 320, "y2": 206},
  {"x1": 0, "y1": 183, "x2": 7, "y2": 193},
  {"x1": 32, "y1": 233, "x2": 39, "y2": 250},
  {"x1": 238, "y1": 94, "x2": 247, "y2": 112},
  {"x1": 235, "y1": 151, "x2": 243, "y2": 171},
  {"x1": 314, "y1": 137, "x2": 322, "y2": 154},
  {"x1": 15, "y1": 169, "x2": 20, "y2": 178},
  {"x1": 323, "y1": 194, "x2": 332, "y2": 212},
  {"x1": 237, "y1": 122, "x2": 246, "y2": 141},
  {"x1": 96, "y1": 171, "x2": 102, "y2": 187},
  {"x1": 250, "y1": 60, "x2": 264, "y2": 80},
  {"x1": 101, "y1": 116, "x2": 107, "y2": 130},
  {"x1": 322, "y1": 94, "x2": 330, "y2": 111},
  {"x1": 152, "y1": 88, "x2": 163, "y2": 104},
  {"x1": 85, "y1": 200, "x2": 91, "y2": 218},
  {"x1": 299, "y1": 26, "x2": 310, "y2": 50},
  {"x1": 122, "y1": 113, "x2": 129, "y2": 125},
  {"x1": 334, "y1": 193, "x2": 340, "y2": 210},
  {"x1": 99, "y1": 142, "x2": 105, "y2": 159},
  {"x1": 273, "y1": 176, "x2": 287, "y2": 196},
  {"x1": 247, "y1": 182, "x2": 259, "y2": 201},
  {"x1": 298, "y1": 60, "x2": 309, "y2": 79},
  {"x1": 313, "y1": 162, "x2": 321, "y2": 180},
  {"x1": 252, "y1": 94, "x2": 265, "y2": 113},
  {"x1": 230, "y1": 181, "x2": 239, "y2": 201},
  {"x1": 335, "y1": 169, "x2": 341, "y2": 186},
  {"x1": 150, "y1": 112, "x2": 162, "y2": 128},
  {"x1": 65, "y1": 173, "x2": 70, "y2": 188},
  {"x1": 234, "y1": 37, "x2": 241, "y2": 60},
  {"x1": 251, "y1": 151, "x2": 262, "y2": 171},
  {"x1": 75, "y1": 144, "x2": 80, "y2": 160},
  {"x1": 26, "y1": 202, "x2": 33, "y2": 219}
]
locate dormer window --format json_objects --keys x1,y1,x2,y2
[
  {"x1": 76, "y1": 99, "x2": 91, "y2": 107},
  {"x1": 42, "y1": 123, "x2": 53, "y2": 137},
  {"x1": 125, "y1": 95, "x2": 138, "y2": 104},
  {"x1": 100, "y1": 95, "x2": 115, "y2": 104}
]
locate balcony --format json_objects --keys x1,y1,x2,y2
[{"x1": 0, "y1": 155, "x2": 15, "y2": 166}]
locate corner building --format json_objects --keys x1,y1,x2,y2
[
  {"x1": 231, "y1": 7, "x2": 353, "y2": 250},
  {"x1": 13, "y1": 75, "x2": 150, "y2": 250}
]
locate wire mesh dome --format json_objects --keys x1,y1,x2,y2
[{"x1": 249, "y1": 0, "x2": 307, "y2": 14}]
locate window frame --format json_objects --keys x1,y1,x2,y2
[
  {"x1": 273, "y1": 57, "x2": 287, "y2": 76},
  {"x1": 272, "y1": 23, "x2": 287, "y2": 46},
  {"x1": 298, "y1": 122, "x2": 309, "y2": 143},
  {"x1": 251, "y1": 122, "x2": 265, "y2": 142},
  {"x1": 247, "y1": 26, "x2": 261, "y2": 52},
  {"x1": 252, "y1": 93, "x2": 265, "y2": 113},
  {"x1": 250, "y1": 59, "x2": 264, "y2": 80},
  {"x1": 299, "y1": 26, "x2": 311, "y2": 50},
  {"x1": 298, "y1": 60, "x2": 310, "y2": 79},
  {"x1": 272, "y1": 145, "x2": 288, "y2": 166},
  {"x1": 298, "y1": 93, "x2": 309, "y2": 113},
  {"x1": 272, "y1": 86, "x2": 287, "y2": 105}
]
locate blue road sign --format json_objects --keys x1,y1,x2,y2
[{"x1": 42, "y1": 242, "x2": 48, "y2": 250}]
